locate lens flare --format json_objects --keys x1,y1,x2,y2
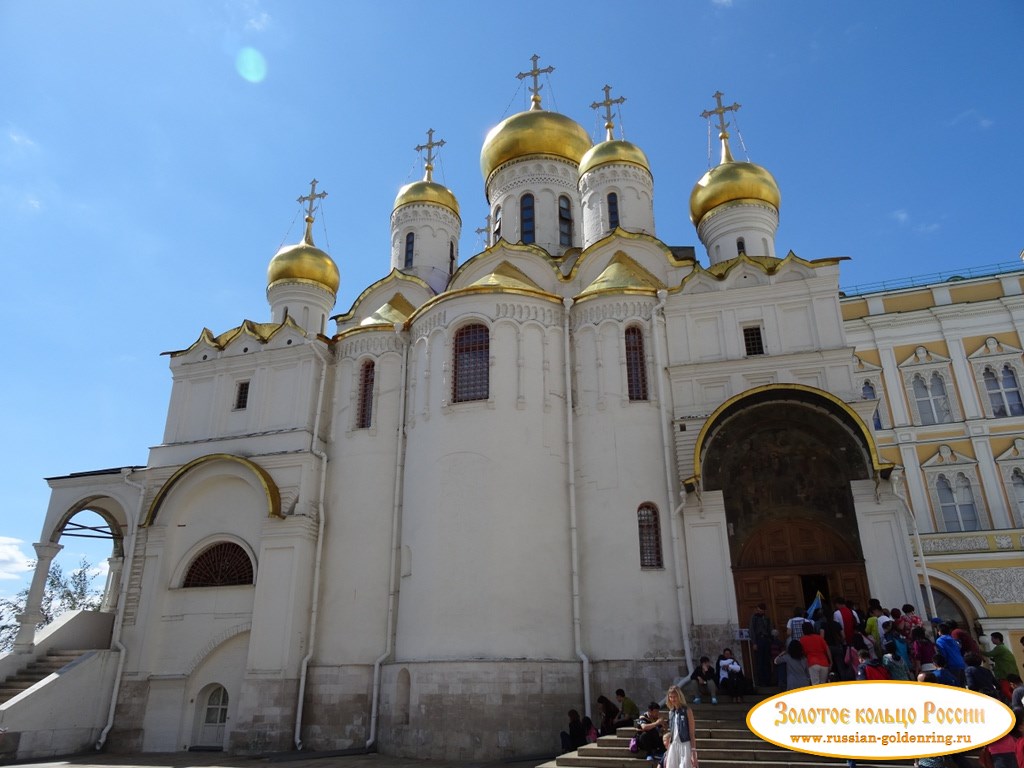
[{"x1": 236, "y1": 47, "x2": 267, "y2": 83}]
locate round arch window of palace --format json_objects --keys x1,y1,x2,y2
[{"x1": 183, "y1": 542, "x2": 254, "y2": 588}]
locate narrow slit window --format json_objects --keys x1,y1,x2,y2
[
  {"x1": 357, "y1": 360, "x2": 375, "y2": 429},
  {"x1": 607, "y1": 192, "x2": 620, "y2": 230},
  {"x1": 625, "y1": 326, "x2": 648, "y2": 401},
  {"x1": 234, "y1": 381, "x2": 250, "y2": 410},
  {"x1": 404, "y1": 233, "x2": 415, "y2": 268},
  {"x1": 520, "y1": 194, "x2": 535, "y2": 244},
  {"x1": 493, "y1": 206, "x2": 502, "y2": 242},
  {"x1": 737, "y1": 237, "x2": 746, "y2": 255},
  {"x1": 558, "y1": 195, "x2": 573, "y2": 246},
  {"x1": 452, "y1": 324, "x2": 489, "y2": 403}
]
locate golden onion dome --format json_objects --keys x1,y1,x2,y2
[
  {"x1": 480, "y1": 106, "x2": 592, "y2": 184},
  {"x1": 267, "y1": 216, "x2": 340, "y2": 294},
  {"x1": 578, "y1": 139, "x2": 650, "y2": 177},
  {"x1": 689, "y1": 135, "x2": 780, "y2": 226},
  {"x1": 393, "y1": 179, "x2": 460, "y2": 217}
]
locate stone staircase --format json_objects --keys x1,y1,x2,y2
[
  {"x1": 0, "y1": 648, "x2": 91, "y2": 704},
  {"x1": 540, "y1": 691, "x2": 926, "y2": 768}
]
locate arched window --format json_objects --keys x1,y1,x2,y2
[
  {"x1": 861, "y1": 381, "x2": 882, "y2": 430},
  {"x1": 637, "y1": 504, "x2": 663, "y2": 568},
  {"x1": 607, "y1": 192, "x2": 620, "y2": 230},
  {"x1": 984, "y1": 365, "x2": 1024, "y2": 418},
  {"x1": 357, "y1": 360, "x2": 375, "y2": 429},
  {"x1": 449, "y1": 240, "x2": 456, "y2": 275},
  {"x1": 936, "y1": 473, "x2": 979, "y2": 532},
  {"x1": 493, "y1": 206, "x2": 502, "y2": 242},
  {"x1": 737, "y1": 237, "x2": 746, "y2": 255},
  {"x1": 558, "y1": 196, "x2": 573, "y2": 246},
  {"x1": 404, "y1": 232, "x2": 415, "y2": 268},
  {"x1": 452, "y1": 324, "x2": 489, "y2": 403},
  {"x1": 913, "y1": 373, "x2": 951, "y2": 425},
  {"x1": 520, "y1": 194, "x2": 535, "y2": 244},
  {"x1": 625, "y1": 326, "x2": 648, "y2": 401},
  {"x1": 183, "y1": 542, "x2": 254, "y2": 587}
]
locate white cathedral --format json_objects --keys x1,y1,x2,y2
[{"x1": 5, "y1": 60, "x2": 1023, "y2": 762}]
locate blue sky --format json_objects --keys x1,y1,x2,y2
[{"x1": 2, "y1": 1, "x2": 1022, "y2": 598}]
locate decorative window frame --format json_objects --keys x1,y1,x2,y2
[
  {"x1": 995, "y1": 437, "x2": 1024, "y2": 527},
  {"x1": 968, "y1": 337, "x2": 1024, "y2": 419},
  {"x1": 853, "y1": 355, "x2": 891, "y2": 430},
  {"x1": 172, "y1": 534, "x2": 257, "y2": 589},
  {"x1": 921, "y1": 444, "x2": 986, "y2": 532},
  {"x1": 899, "y1": 346, "x2": 962, "y2": 425}
]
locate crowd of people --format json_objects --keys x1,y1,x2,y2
[{"x1": 558, "y1": 596, "x2": 1024, "y2": 768}]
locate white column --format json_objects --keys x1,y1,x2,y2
[
  {"x1": 878, "y1": 346, "x2": 911, "y2": 426},
  {"x1": 898, "y1": 443, "x2": 934, "y2": 533},
  {"x1": 850, "y1": 480, "x2": 918, "y2": 609},
  {"x1": 683, "y1": 490, "x2": 737, "y2": 625},
  {"x1": 12, "y1": 541, "x2": 63, "y2": 653},
  {"x1": 100, "y1": 555, "x2": 125, "y2": 612},
  {"x1": 971, "y1": 437, "x2": 1012, "y2": 529},
  {"x1": 945, "y1": 337, "x2": 983, "y2": 419}
]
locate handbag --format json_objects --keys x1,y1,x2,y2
[{"x1": 629, "y1": 734, "x2": 639, "y2": 753}]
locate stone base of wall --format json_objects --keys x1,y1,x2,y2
[
  {"x1": 229, "y1": 677, "x2": 299, "y2": 754},
  {"x1": 297, "y1": 664, "x2": 372, "y2": 751},
  {"x1": 105, "y1": 679, "x2": 148, "y2": 754}
]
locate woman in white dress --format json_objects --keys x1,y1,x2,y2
[{"x1": 662, "y1": 685, "x2": 698, "y2": 768}]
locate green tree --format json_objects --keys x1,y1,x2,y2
[{"x1": 0, "y1": 557, "x2": 102, "y2": 651}]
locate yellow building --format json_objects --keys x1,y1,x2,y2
[{"x1": 843, "y1": 265, "x2": 1024, "y2": 662}]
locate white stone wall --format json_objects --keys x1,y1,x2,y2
[
  {"x1": 486, "y1": 157, "x2": 582, "y2": 256},
  {"x1": 579, "y1": 162, "x2": 655, "y2": 248},
  {"x1": 697, "y1": 201, "x2": 779, "y2": 264},
  {"x1": 390, "y1": 202, "x2": 461, "y2": 294}
]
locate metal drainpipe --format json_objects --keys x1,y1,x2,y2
[
  {"x1": 96, "y1": 468, "x2": 144, "y2": 750},
  {"x1": 294, "y1": 341, "x2": 331, "y2": 750},
  {"x1": 652, "y1": 290, "x2": 693, "y2": 673},
  {"x1": 892, "y1": 469, "x2": 938, "y2": 620},
  {"x1": 366, "y1": 325, "x2": 409, "y2": 750},
  {"x1": 562, "y1": 297, "x2": 592, "y2": 718}
]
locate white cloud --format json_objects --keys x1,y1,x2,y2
[
  {"x1": 711, "y1": 0, "x2": 733, "y2": 6},
  {"x1": 891, "y1": 209, "x2": 939, "y2": 234},
  {"x1": 0, "y1": 537, "x2": 33, "y2": 581},
  {"x1": 948, "y1": 109, "x2": 993, "y2": 130},
  {"x1": 891, "y1": 209, "x2": 909, "y2": 225},
  {"x1": 915, "y1": 223, "x2": 941, "y2": 234},
  {"x1": 7, "y1": 127, "x2": 37, "y2": 149},
  {"x1": 246, "y1": 11, "x2": 271, "y2": 31}
]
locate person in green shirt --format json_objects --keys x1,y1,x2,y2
[
  {"x1": 983, "y1": 632, "x2": 1021, "y2": 681},
  {"x1": 616, "y1": 688, "x2": 640, "y2": 722}
]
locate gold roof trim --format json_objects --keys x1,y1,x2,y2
[
  {"x1": 360, "y1": 292, "x2": 417, "y2": 327},
  {"x1": 448, "y1": 240, "x2": 564, "y2": 289},
  {"x1": 144, "y1": 453, "x2": 282, "y2": 527},
  {"x1": 578, "y1": 252, "x2": 664, "y2": 297},
  {"x1": 562, "y1": 228, "x2": 693, "y2": 283},
  {"x1": 165, "y1": 315, "x2": 306, "y2": 357},
  {"x1": 680, "y1": 251, "x2": 844, "y2": 289},
  {"x1": 470, "y1": 261, "x2": 544, "y2": 291},
  {"x1": 690, "y1": 383, "x2": 894, "y2": 483},
  {"x1": 332, "y1": 268, "x2": 431, "y2": 324}
]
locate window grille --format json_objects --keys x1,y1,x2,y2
[
  {"x1": 637, "y1": 504, "x2": 663, "y2": 568},
  {"x1": 234, "y1": 381, "x2": 250, "y2": 410},
  {"x1": 357, "y1": 360, "x2": 375, "y2": 429},
  {"x1": 742, "y1": 326, "x2": 765, "y2": 356},
  {"x1": 625, "y1": 326, "x2": 649, "y2": 401},
  {"x1": 183, "y1": 542, "x2": 254, "y2": 587},
  {"x1": 452, "y1": 324, "x2": 489, "y2": 403}
]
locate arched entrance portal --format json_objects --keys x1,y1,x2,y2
[{"x1": 699, "y1": 386, "x2": 881, "y2": 630}]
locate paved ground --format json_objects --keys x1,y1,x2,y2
[{"x1": 14, "y1": 752, "x2": 549, "y2": 768}]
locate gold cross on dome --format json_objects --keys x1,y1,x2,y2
[
  {"x1": 516, "y1": 54, "x2": 555, "y2": 109},
  {"x1": 700, "y1": 90, "x2": 741, "y2": 136},
  {"x1": 591, "y1": 84, "x2": 627, "y2": 141},
  {"x1": 297, "y1": 178, "x2": 328, "y2": 219},
  {"x1": 414, "y1": 128, "x2": 446, "y2": 182}
]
